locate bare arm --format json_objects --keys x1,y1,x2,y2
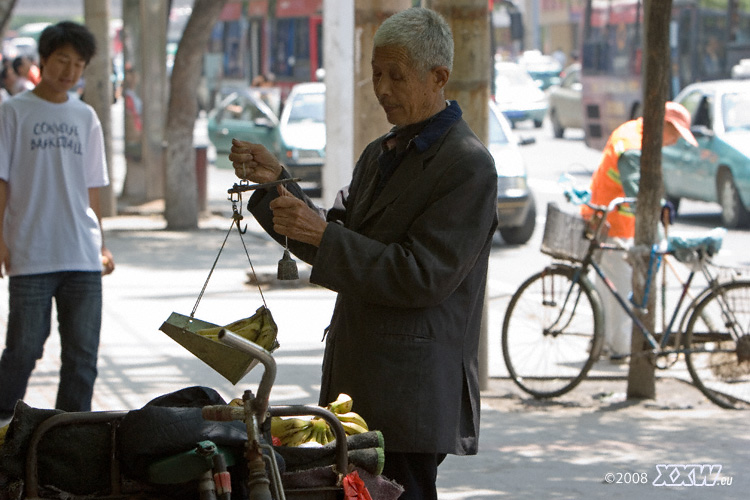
[
  {"x1": 0, "y1": 180, "x2": 8, "y2": 278},
  {"x1": 89, "y1": 187, "x2": 115, "y2": 275}
]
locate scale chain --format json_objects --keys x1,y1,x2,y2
[{"x1": 190, "y1": 197, "x2": 267, "y2": 318}]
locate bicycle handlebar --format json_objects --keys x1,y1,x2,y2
[
  {"x1": 562, "y1": 181, "x2": 636, "y2": 217},
  {"x1": 575, "y1": 195, "x2": 638, "y2": 216}
]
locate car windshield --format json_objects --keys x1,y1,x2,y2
[
  {"x1": 288, "y1": 93, "x2": 325, "y2": 124},
  {"x1": 489, "y1": 109, "x2": 509, "y2": 146},
  {"x1": 722, "y1": 91, "x2": 750, "y2": 131}
]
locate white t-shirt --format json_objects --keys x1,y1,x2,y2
[{"x1": 0, "y1": 91, "x2": 109, "y2": 276}]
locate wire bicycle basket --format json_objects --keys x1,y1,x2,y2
[{"x1": 540, "y1": 202, "x2": 607, "y2": 263}]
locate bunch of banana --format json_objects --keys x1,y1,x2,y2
[
  {"x1": 326, "y1": 393, "x2": 353, "y2": 414},
  {"x1": 271, "y1": 394, "x2": 372, "y2": 447},
  {"x1": 326, "y1": 393, "x2": 370, "y2": 436},
  {"x1": 336, "y1": 411, "x2": 369, "y2": 435},
  {"x1": 271, "y1": 417, "x2": 314, "y2": 447},
  {"x1": 309, "y1": 418, "x2": 335, "y2": 445},
  {"x1": 195, "y1": 305, "x2": 278, "y2": 351}
]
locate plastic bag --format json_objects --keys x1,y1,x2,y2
[{"x1": 343, "y1": 470, "x2": 373, "y2": 500}]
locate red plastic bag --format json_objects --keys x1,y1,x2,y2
[{"x1": 343, "y1": 470, "x2": 373, "y2": 500}]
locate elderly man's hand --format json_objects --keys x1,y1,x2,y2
[
  {"x1": 270, "y1": 186, "x2": 327, "y2": 247},
  {"x1": 229, "y1": 138, "x2": 283, "y2": 183}
]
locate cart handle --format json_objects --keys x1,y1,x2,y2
[
  {"x1": 218, "y1": 329, "x2": 276, "y2": 422},
  {"x1": 24, "y1": 411, "x2": 129, "y2": 499}
]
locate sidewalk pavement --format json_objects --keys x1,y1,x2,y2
[{"x1": 1, "y1": 163, "x2": 748, "y2": 499}]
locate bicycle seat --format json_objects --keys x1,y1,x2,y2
[{"x1": 667, "y1": 227, "x2": 726, "y2": 262}]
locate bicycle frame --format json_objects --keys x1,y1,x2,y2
[
  {"x1": 584, "y1": 252, "x2": 695, "y2": 354},
  {"x1": 562, "y1": 195, "x2": 733, "y2": 357}
]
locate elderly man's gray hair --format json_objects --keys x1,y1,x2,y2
[{"x1": 373, "y1": 7, "x2": 454, "y2": 74}]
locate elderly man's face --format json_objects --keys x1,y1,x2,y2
[{"x1": 371, "y1": 45, "x2": 446, "y2": 126}]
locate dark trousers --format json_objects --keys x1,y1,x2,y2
[{"x1": 382, "y1": 452, "x2": 447, "y2": 500}]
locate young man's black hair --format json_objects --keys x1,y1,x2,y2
[{"x1": 38, "y1": 21, "x2": 97, "y2": 65}]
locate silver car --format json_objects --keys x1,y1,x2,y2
[
  {"x1": 547, "y1": 63, "x2": 583, "y2": 138},
  {"x1": 490, "y1": 100, "x2": 537, "y2": 244}
]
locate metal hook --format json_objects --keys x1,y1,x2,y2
[{"x1": 232, "y1": 203, "x2": 247, "y2": 234}]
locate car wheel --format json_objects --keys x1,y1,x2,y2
[
  {"x1": 717, "y1": 171, "x2": 750, "y2": 228},
  {"x1": 533, "y1": 119, "x2": 543, "y2": 128},
  {"x1": 499, "y1": 193, "x2": 536, "y2": 245},
  {"x1": 550, "y1": 109, "x2": 564, "y2": 138}
]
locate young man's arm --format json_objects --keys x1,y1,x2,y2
[
  {"x1": 0, "y1": 180, "x2": 8, "y2": 278},
  {"x1": 89, "y1": 187, "x2": 115, "y2": 275}
]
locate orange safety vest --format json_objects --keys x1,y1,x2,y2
[{"x1": 581, "y1": 118, "x2": 643, "y2": 238}]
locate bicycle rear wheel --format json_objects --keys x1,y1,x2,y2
[
  {"x1": 684, "y1": 280, "x2": 750, "y2": 409},
  {"x1": 502, "y1": 264, "x2": 604, "y2": 398}
]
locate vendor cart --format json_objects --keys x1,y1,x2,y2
[{"x1": 14, "y1": 329, "x2": 378, "y2": 500}]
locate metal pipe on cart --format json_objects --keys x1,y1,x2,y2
[
  {"x1": 218, "y1": 329, "x2": 276, "y2": 420},
  {"x1": 213, "y1": 453, "x2": 232, "y2": 500},
  {"x1": 198, "y1": 469, "x2": 218, "y2": 500},
  {"x1": 217, "y1": 330, "x2": 277, "y2": 500}
]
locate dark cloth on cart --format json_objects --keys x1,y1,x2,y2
[
  {"x1": 282, "y1": 465, "x2": 404, "y2": 499},
  {"x1": 117, "y1": 386, "x2": 252, "y2": 481},
  {"x1": 0, "y1": 400, "x2": 118, "y2": 496},
  {"x1": 275, "y1": 430, "x2": 384, "y2": 473},
  {"x1": 248, "y1": 102, "x2": 497, "y2": 457},
  {"x1": 0, "y1": 387, "x2": 265, "y2": 498}
]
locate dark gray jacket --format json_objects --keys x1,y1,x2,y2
[{"x1": 249, "y1": 117, "x2": 497, "y2": 454}]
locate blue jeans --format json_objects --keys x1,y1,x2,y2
[{"x1": 0, "y1": 271, "x2": 102, "y2": 415}]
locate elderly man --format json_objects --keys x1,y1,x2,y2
[
  {"x1": 582, "y1": 101, "x2": 698, "y2": 359},
  {"x1": 229, "y1": 7, "x2": 497, "y2": 499}
]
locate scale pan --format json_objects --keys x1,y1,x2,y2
[{"x1": 160, "y1": 312, "x2": 261, "y2": 384}]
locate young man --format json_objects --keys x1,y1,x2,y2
[{"x1": 0, "y1": 21, "x2": 115, "y2": 426}]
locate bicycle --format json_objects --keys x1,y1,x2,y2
[{"x1": 501, "y1": 195, "x2": 750, "y2": 409}]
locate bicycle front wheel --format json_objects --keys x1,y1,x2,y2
[
  {"x1": 502, "y1": 265, "x2": 604, "y2": 398},
  {"x1": 684, "y1": 280, "x2": 750, "y2": 409}
]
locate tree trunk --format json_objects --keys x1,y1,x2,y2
[
  {"x1": 0, "y1": 0, "x2": 18, "y2": 40},
  {"x1": 120, "y1": 0, "x2": 168, "y2": 205},
  {"x1": 83, "y1": 0, "x2": 116, "y2": 218},
  {"x1": 164, "y1": 0, "x2": 228, "y2": 230},
  {"x1": 354, "y1": 0, "x2": 409, "y2": 157},
  {"x1": 426, "y1": 0, "x2": 490, "y2": 142},
  {"x1": 426, "y1": 0, "x2": 491, "y2": 390},
  {"x1": 120, "y1": 0, "x2": 143, "y2": 201},
  {"x1": 140, "y1": 0, "x2": 168, "y2": 203},
  {"x1": 627, "y1": 0, "x2": 673, "y2": 400}
]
